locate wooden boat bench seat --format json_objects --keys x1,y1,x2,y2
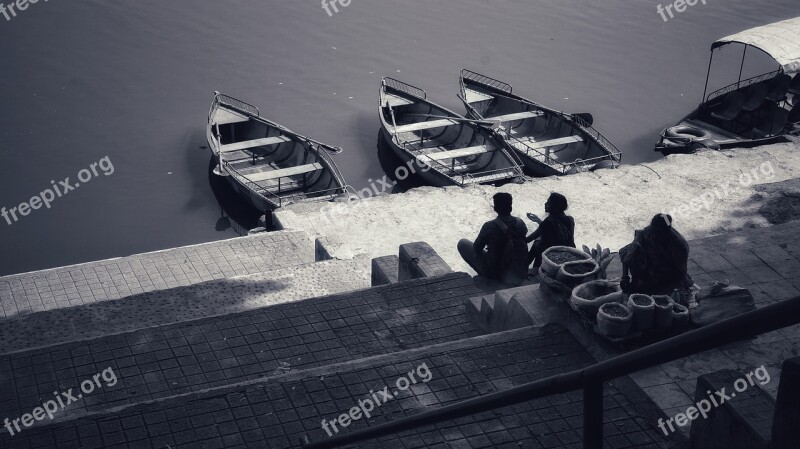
[
  {"x1": 517, "y1": 135, "x2": 583, "y2": 150},
  {"x1": 463, "y1": 88, "x2": 494, "y2": 104},
  {"x1": 392, "y1": 119, "x2": 457, "y2": 134},
  {"x1": 244, "y1": 162, "x2": 322, "y2": 183},
  {"x1": 487, "y1": 111, "x2": 543, "y2": 122},
  {"x1": 384, "y1": 94, "x2": 414, "y2": 108},
  {"x1": 221, "y1": 135, "x2": 291, "y2": 153},
  {"x1": 214, "y1": 108, "x2": 250, "y2": 126},
  {"x1": 425, "y1": 145, "x2": 492, "y2": 161}
]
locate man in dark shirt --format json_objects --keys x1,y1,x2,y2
[{"x1": 458, "y1": 192, "x2": 528, "y2": 281}]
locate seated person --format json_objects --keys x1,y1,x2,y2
[
  {"x1": 526, "y1": 192, "x2": 575, "y2": 267},
  {"x1": 619, "y1": 213, "x2": 693, "y2": 295},
  {"x1": 458, "y1": 192, "x2": 528, "y2": 284}
]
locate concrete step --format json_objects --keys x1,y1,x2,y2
[
  {"x1": 0, "y1": 325, "x2": 682, "y2": 449},
  {"x1": 0, "y1": 255, "x2": 373, "y2": 355},
  {"x1": 0, "y1": 230, "x2": 315, "y2": 320},
  {"x1": 0, "y1": 273, "x2": 483, "y2": 431},
  {"x1": 466, "y1": 284, "x2": 541, "y2": 333}
]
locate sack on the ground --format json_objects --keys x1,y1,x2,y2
[
  {"x1": 494, "y1": 218, "x2": 529, "y2": 286},
  {"x1": 690, "y1": 282, "x2": 755, "y2": 327}
]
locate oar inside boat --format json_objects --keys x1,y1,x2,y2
[{"x1": 405, "y1": 113, "x2": 502, "y2": 130}]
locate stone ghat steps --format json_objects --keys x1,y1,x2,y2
[
  {"x1": 0, "y1": 325, "x2": 682, "y2": 449},
  {"x1": 0, "y1": 255, "x2": 373, "y2": 355},
  {"x1": 0, "y1": 230, "x2": 315, "y2": 321},
  {"x1": 0, "y1": 273, "x2": 483, "y2": 433}
]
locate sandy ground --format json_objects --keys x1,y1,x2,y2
[{"x1": 277, "y1": 139, "x2": 800, "y2": 274}]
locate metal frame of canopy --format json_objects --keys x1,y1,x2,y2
[{"x1": 701, "y1": 16, "x2": 800, "y2": 105}]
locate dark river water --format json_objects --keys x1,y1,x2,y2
[{"x1": 0, "y1": 0, "x2": 797, "y2": 276}]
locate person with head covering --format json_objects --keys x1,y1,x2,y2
[
  {"x1": 458, "y1": 192, "x2": 528, "y2": 283},
  {"x1": 526, "y1": 192, "x2": 576, "y2": 267},
  {"x1": 619, "y1": 213, "x2": 693, "y2": 295}
]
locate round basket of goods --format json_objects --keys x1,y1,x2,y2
[
  {"x1": 627, "y1": 294, "x2": 655, "y2": 331},
  {"x1": 569, "y1": 280, "x2": 623, "y2": 318},
  {"x1": 652, "y1": 295, "x2": 675, "y2": 329},
  {"x1": 557, "y1": 259, "x2": 601, "y2": 287},
  {"x1": 541, "y1": 246, "x2": 593, "y2": 279},
  {"x1": 597, "y1": 302, "x2": 633, "y2": 338}
]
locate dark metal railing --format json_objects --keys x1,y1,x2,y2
[
  {"x1": 460, "y1": 69, "x2": 513, "y2": 94},
  {"x1": 382, "y1": 77, "x2": 427, "y2": 100},
  {"x1": 569, "y1": 113, "x2": 623, "y2": 163},
  {"x1": 213, "y1": 92, "x2": 260, "y2": 118},
  {"x1": 705, "y1": 69, "x2": 783, "y2": 104},
  {"x1": 302, "y1": 295, "x2": 800, "y2": 449}
]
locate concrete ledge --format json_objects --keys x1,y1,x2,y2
[
  {"x1": 371, "y1": 255, "x2": 399, "y2": 286},
  {"x1": 314, "y1": 235, "x2": 354, "y2": 261},
  {"x1": 398, "y1": 242, "x2": 452, "y2": 281},
  {"x1": 772, "y1": 356, "x2": 800, "y2": 449},
  {"x1": 689, "y1": 370, "x2": 773, "y2": 449}
]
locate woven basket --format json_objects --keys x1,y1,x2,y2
[
  {"x1": 569, "y1": 280, "x2": 623, "y2": 318},
  {"x1": 541, "y1": 246, "x2": 591, "y2": 278},
  {"x1": 672, "y1": 303, "x2": 690, "y2": 327},
  {"x1": 597, "y1": 302, "x2": 633, "y2": 338},
  {"x1": 653, "y1": 295, "x2": 675, "y2": 329},
  {"x1": 557, "y1": 260, "x2": 600, "y2": 287},
  {"x1": 627, "y1": 294, "x2": 655, "y2": 331}
]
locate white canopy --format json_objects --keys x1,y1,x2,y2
[{"x1": 713, "y1": 16, "x2": 800, "y2": 75}]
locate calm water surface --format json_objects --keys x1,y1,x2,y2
[{"x1": 0, "y1": 0, "x2": 796, "y2": 275}]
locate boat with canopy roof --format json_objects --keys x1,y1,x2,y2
[{"x1": 655, "y1": 16, "x2": 800, "y2": 155}]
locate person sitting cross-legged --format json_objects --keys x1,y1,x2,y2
[{"x1": 458, "y1": 192, "x2": 528, "y2": 285}]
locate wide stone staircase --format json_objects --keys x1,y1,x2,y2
[{"x1": 0, "y1": 232, "x2": 701, "y2": 448}]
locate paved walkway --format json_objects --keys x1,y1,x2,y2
[
  {"x1": 0, "y1": 256, "x2": 371, "y2": 355},
  {"x1": 0, "y1": 230, "x2": 313, "y2": 319},
  {"x1": 0, "y1": 274, "x2": 482, "y2": 428},
  {"x1": 0, "y1": 326, "x2": 683, "y2": 449}
]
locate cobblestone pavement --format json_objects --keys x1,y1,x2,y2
[
  {"x1": 0, "y1": 255, "x2": 371, "y2": 354},
  {"x1": 0, "y1": 274, "x2": 483, "y2": 429},
  {"x1": 0, "y1": 326, "x2": 684, "y2": 449},
  {"x1": 0, "y1": 230, "x2": 313, "y2": 320}
]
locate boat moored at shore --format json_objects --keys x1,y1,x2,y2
[
  {"x1": 458, "y1": 69, "x2": 622, "y2": 177},
  {"x1": 207, "y1": 92, "x2": 349, "y2": 212},
  {"x1": 655, "y1": 16, "x2": 800, "y2": 155},
  {"x1": 379, "y1": 77, "x2": 524, "y2": 187}
]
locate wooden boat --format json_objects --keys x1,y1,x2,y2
[
  {"x1": 379, "y1": 77, "x2": 524, "y2": 187},
  {"x1": 655, "y1": 17, "x2": 800, "y2": 155},
  {"x1": 458, "y1": 69, "x2": 622, "y2": 177},
  {"x1": 207, "y1": 92, "x2": 349, "y2": 212}
]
